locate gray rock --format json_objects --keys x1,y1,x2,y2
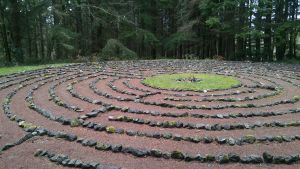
[
  {"x1": 47, "y1": 152, "x2": 55, "y2": 158},
  {"x1": 196, "y1": 123, "x2": 205, "y2": 129},
  {"x1": 62, "y1": 159, "x2": 70, "y2": 166},
  {"x1": 34, "y1": 149, "x2": 43, "y2": 156},
  {"x1": 90, "y1": 162, "x2": 100, "y2": 168},
  {"x1": 14, "y1": 139, "x2": 23, "y2": 145},
  {"x1": 145, "y1": 132, "x2": 153, "y2": 137},
  {"x1": 228, "y1": 152, "x2": 240, "y2": 162},
  {"x1": 67, "y1": 159, "x2": 77, "y2": 167},
  {"x1": 128, "y1": 108, "x2": 138, "y2": 113},
  {"x1": 86, "y1": 112, "x2": 99, "y2": 117},
  {"x1": 206, "y1": 154, "x2": 216, "y2": 161},
  {"x1": 66, "y1": 134, "x2": 77, "y2": 141},
  {"x1": 163, "y1": 152, "x2": 170, "y2": 159},
  {"x1": 39, "y1": 150, "x2": 48, "y2": 156},
  {"x1": 150, "y1": 149, "x2": 162, "y2": 157},
  {"x1": 137, "y1": 130, "x2": 144, "y2": 137},
  {"x1": 274, "y1": 156, "x2": 285, "y2": 164},
  {"x1": 171, "y1": 150, "x2": 184, "y2": 159},
  {"x1": 126, "y1": 130, "x2": 136, "y2": 136},
  {"x1": 249, "y1": 155, "x2": 263, "y2": 163},
  {"x1": 263, "y1": 152, "x2": 273, "y2": 163},
  {"x1": 235, "y1": 138, "x2": 244, "y2": 146},
  {"x1": 193, "y1": 135, "x2": 201, "y2": 143},
  {"x1": 161, "y1": 132, "x2": 172, "y2": 139},
  {"x1": 216, "y1": 136, "x2": 227, "y2": 144},
  {"x1": 185, "y1": 152, "x2": 194, "y2": 161},
  {"x1": 56, "y1": 131, "x2": 66, "y2": 138},
  {"x1": 153, "y1": 132, "x2": 161, "y2": 139},
  {"x1": 240, "y1": 155, "x2": 250, "y2": 163},
  {"x1": 1, "y1": 143, "x2": 14, "y2": 151},
  {"x1": 194, "y1": 154, "x2": 206, "y2": 162},
  {"x1": 88, "y1": 140, "x2": 97, "y2": 147},
  {"x1": 96, "y1": 165, "x2": 107, "y2": 169},
  {"x1": 82, "y1": 163, "x2": 91, "y2": 169},
  {"x1": 50, "y1": 156, "x2": 58, "y2": 162},
  {"x1": 115, "y1": 128, "x2": 124, "y2": 134},
  {"x1": 75, "y1": 160, "x2": 83, "y2": 168},
  {"x1": 57, "y1": 154, "x2": 68, "y2": 164},
  {"x1": 133, "y1": 148, "x2": 146, "y2": 157},
  {"x1": 203, "y1": 135, "x2": 213, "y2": 143},
  {"x1": 228, "y1": 137, "x2": 235, "y2": 145},
  {"x1": 173, "y1": 134, "x2": 182, "y2": 141},
  {"x1": 112, "y1": 143, "x2": 122, "y2": 152},
  {"x1": 216, "y1": 154, "x2": 229, "y2": 164},
  {"x1": 122, "y1": 146, "x2": 133, "y2": 154}
]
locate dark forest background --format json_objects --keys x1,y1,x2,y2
[{"x1": 0, "y1": 0, "x2": 300, "y2": 66}]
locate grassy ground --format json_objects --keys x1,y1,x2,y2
[
  {"x1": 0, "y1": 63, "x2": 71, "y2": 75},
  {"x1": 143, "y1": 74, "x2": 240, "y2": 90}
]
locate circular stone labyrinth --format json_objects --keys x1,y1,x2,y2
[{"x1": 1, "y1": 60, "x2": 300, "y2": 169}]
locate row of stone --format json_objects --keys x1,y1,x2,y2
[
  {"x1": 163, "y1": 89, "x2": 256, "y2": 97},
  {"x1": 113, "y1": 114, "x2": 300, "y2": 131},
  {"x1": 36, "y1": 150, "x2": 121, "y2": 169}
]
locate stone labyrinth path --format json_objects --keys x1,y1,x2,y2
[{"x1": 1, "y1": 60, "x2": 300, "y2": 169}]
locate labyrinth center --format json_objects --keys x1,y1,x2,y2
[{"x1": 1, "y1": 60, "x2": 300, "y2": 168}]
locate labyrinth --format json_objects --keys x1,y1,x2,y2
[{"x1": 1, "y1": 60, "x2": 300, "y2": 168}]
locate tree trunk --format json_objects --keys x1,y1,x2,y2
[
  {"x1": 10, "y1": 0, "x2": 23, "y2": 63},
  {"x1": 0, "y1": 2, "x2": 11, "y2": 62}
]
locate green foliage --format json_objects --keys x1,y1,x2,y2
[{"x1": 102, "y1": 39, "x2": 138, "y2": 60}]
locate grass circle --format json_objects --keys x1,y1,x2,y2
[{"x1": 143, "y1": 74, "x2": 240, "y2": 90}]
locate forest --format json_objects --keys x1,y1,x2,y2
[{"x1": 0, "y1": 0, "x2": 299, "y2": 66}]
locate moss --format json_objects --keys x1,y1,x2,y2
[
  {"x1": 125, "y1": 145, "x2": 131, "y2": 148},
  {"x1": 117, "y1": 116, "x2": 124, "y2": 121},
  {"x1": 106, "y1": 126, "x2": 115, "y2": 133},
  {"x1": 23, "y1": 123, "x2": 31, "y2": 128},
  {"x1": 18, "y1": 85, "x2": 23, "y2": 88},
  {"x1": 288, "y1": 122, "x2": 297, "y2": 126},
  {"x1": 202, "y1": 105, "x2": 207, "y2": 108},
  {"x1": 10, "y1": 115, "x2": 16, "y2": 121},
  {"x1": 276, "y1": 136, "x2": 282, "y2": 139},
  {"x1": 169, "y1": 97, "x2": 174, "y2": 100},
  {"x1": 169, "y1": 121, "x2": 176, "y2": 128},
  {"x1": 29, "y1": 125, "x2": 37, "y2": 129},
  {"x1": 3, "y1": 99, "x2": 10, "y2": 103},
  {"x1": 176, "y1": 104, "x2": 183, "y2": 109},
  {"x1": 71, "y1": 121, "x2": 78, "y2": 127}
]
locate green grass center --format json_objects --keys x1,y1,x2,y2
[{"x1": 143, "y1": 74, "x2": 240, "y2": 90}]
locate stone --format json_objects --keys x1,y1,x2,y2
[
  {"x1": 235, "y1": 138, "x2": 244, "y2": 146},
  {"x1": 240, "y1": 156, "x2": 251, "y2": 163},
  {"x1": 96, "y1": 165, "x2": 107, "y2": 169},
  {"x1": 137, "y1": 130, "x2": 144, "y2": 137},
  {"x1": 153, "y1": 132, "x2": 161, "y2": 139},
  {"x1": 81, "y1": 163, "x2": 91, "y2": 169},
  {"x1": 67, "y1": 159, "x2": 77, "y2": 167},
  {"x1": 196, "y1": 123, "x2": 205, "y2": 129},
  {"x1": 39, "y1": 150, "x2": 48, "y2": 156},
  {"x1": 193, "y1": 135, "x2": 201, "y2": 143},
  {"x1": 249, "y1": 155, "x2": 263, "y2": 163},
  {"x1": 14, "y1": 139, "x2": 23, "y2": 145},
  {"x1": 112, "y1": 143, "x2": 122, "y2": 152},
  {"x1": 88, "y1": 140, "x2": 97, "y2": 147},
  {"x1": 206, "y1": 154, "x2": 216, "y2": 161},
  {"x1": 133, "y1": 148, "x2": 146, "y2": 157},
  {"x1": 263, "y1": 152, "x2": 273, "y2": 163},
  {"x1": 66, "y1": 134, "x2": 77, "y2": 141},
  {"x1": 74, "y1": 159, "x2": 83, "y2": 168},
  {"x1": 228, "y1": 152, "x2": 240, "y2": 162},
  {"x1": 228, "y1": 137, "x2": 235, "y2": 145},
  {"x1": 50, "y1": 156, "x2": 58, "y2": 162},
  {"x1": 34, "y1": 149, "x2": 43, "y2": 156},
  {"x1": 163, "y1": 152, "x2": 170, "y2": 159},
  {"x1": 1, "y1": 143, "x2": 14, "y2": 150},
  {"x1": 86, "y1": 112, "x2": 98, "y2": 117},
  {"x1": 171, "y1": 150, "x2": 184, "y2": 159},
  {"x1": 145, "y1": 132, "x2": 153, "y2": 137},
  {"x1": 216, "y1": 154, "x2": 229, "y2": 164},
  {"x1": 57, "y1": 154, "x2": 68, "y2": 164},
  {"x1": 90, "y1": 162, "x2": 100, "y2": 168},
  {"x1": 115, "y1": 128, "x2": 124, "y2": 134},
  {"x1": 56, "y1": 131, "x2": 66, "y2": 138},
  {"x1": 150, "y1": 149, "x2": 162, "y2": 157},
  {"x1": 62, "y1": 159, "x2": 70, "y2": 166},
  {"x1": 122, "y1": 146, "x2": 133, "y2": 154},
  {"x1": 203, "y1": 135, "x2": 213, "y2": 143},
  {"x1": 47, "y1": 152, "x2": 55, "y2": 158},
  {"x1": 194, "y1": 154, "x2": 206, "y2": 162},
  {"x1": 184, "y1": 152, "x2": 194, "y2": 161},
  {"x1": 274, "y1": 156, "x2": 285, "y2": 164},
  {"x1": 126, "y1": 130, "x2": 136, "y2": 136},
  {"x1": 215, "y1": 136, "x2": 227, "y2": 144},
  {"x1": 161, "y1": 132, "x2": 172, "y2": 139}
]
